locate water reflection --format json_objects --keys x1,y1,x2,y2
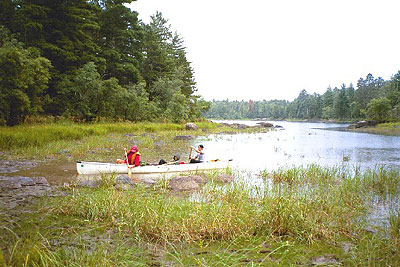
[{"x1": 199, "y1": 120, "x2": 400, "y2": 172}]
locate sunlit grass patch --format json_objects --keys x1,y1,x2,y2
[
  {"x1": 2, "y1": 165, "x2": 400, "y2": 266},
  {"x1": 0, "y1": 121, "x2": 253, "y2": 161},
  {"x1": 352, "y1": 122, "x2": 400, "y2": 136}
]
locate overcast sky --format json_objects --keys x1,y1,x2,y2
[{"x1": 129, "y1": 0, "x2": 400, "y2": 101}]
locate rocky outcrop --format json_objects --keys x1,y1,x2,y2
[
  {"x1": 0, "y1": 176, "x2": 50, "y2": 190},
  {"x1": 311, "y1": 255, "x2": 340, "y2": 266},
  {"x1": 0, "y1": 176, "x2": 57, "y2": 210},
  {"x1": 115, "y1": 175, "x2": 136, "y2": 191},
  {"x1": 174, "y1": 135, "x2": 194, "y2": 140},
  {"x1": 256, "y1": 122, "x2": 274, "y2": 128},
  {"x1": 215, "y1": 174, "x2": 233, "y2": 183},
  {"x1": 349, "y1": 120, "x2": 378, "y2": 129},
  {"x1": 185, "y1": 123, "x2": 198, "y2": 130},
  {"x1": 169, "y1": 176, "x2": 203, "y2": 191},
  {"x1": 0, "y1": 160, "x2": 38, "y2": 174},
  {"x1": 168, "y1": 174, "x2": 233, "y2": 191},
  {"x1": 75, "y1": 173, "x2": 233, "y2": 192},
  {"x1": 231, "y1": 123, "x2": 249, "y2": 129},
  {"x1": 79, "y1": 180, "x2": 100, "y2": 188}
]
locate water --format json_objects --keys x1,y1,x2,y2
[
  {"x1": 197, "y1": 120, "x2": 400, "y2": 173},
  {"x1": 198, "y1": 120, "x2": 400, "y2": 232},
  {"x1": 4, "y1": 121, "x2": 399, "y2": 231},
  {"x1": 5, "y1": 121, "x2": 399, "y2": 184}
]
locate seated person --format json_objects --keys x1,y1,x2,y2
[
  {"x1": 173, "y1": 154, "x2": 185, "y2": 164},
  {"x1": 159, "y1": 154, "x2": 184, "y2": 165},
  {"x1": 116, "y1": 145, "x2": 140, "y2": 167},
  {"x1": 189, "y1": 145, "x2": 204, "y2": 163}
]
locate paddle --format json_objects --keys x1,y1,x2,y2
[
  {"x1": 188, "y1": 146, "x2": 192, "y2": 162},
  {"x1": 125, "y1": 148, "x2": 140, "y2": 183},
  {"x1": 124, "y1": 148, "x2": 133, "y2": 180}
]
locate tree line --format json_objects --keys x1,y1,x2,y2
[
  {"x1": 206, "y1": 72, "x2": 400, "y2": 122},
  {"x1": 0, "y1": 0, "x2": 210, "y2": 126}
]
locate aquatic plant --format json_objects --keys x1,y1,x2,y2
[{"x1": 2, "y1": 165, "x2": 400, "y2": 266}]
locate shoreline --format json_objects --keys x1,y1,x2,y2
[
  {"x1": 1, "y1": 165, "x2": 399, "y2": 266},
  {"x1": 0, "y1": 120, "x2": 399, "y2": 265}
]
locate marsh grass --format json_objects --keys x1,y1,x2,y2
[
  {"x1": 352, "y1": 122, "x2": 400, "y2": 136},
  {"x1": 389, "y1": 209, "x2": 400, "y2": 241},
  {"x1": 0, "y1": 121, "x2": 257, "y2": 161},
  {"x1": 0, "y1": 122, "x2": 188, "y2": 150},
  {"x1": 2, "y1": 165, "x2": 400, "y2": 266}
]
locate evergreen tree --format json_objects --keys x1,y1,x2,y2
[
  {"x1": 333, "y1": 84, "x2": 349, "y2": 119},
  {"x1": 356, "y1": 73, "x2": 384, "y2": 111},
  {"x1": 96, "y1": 0, "x2": 142, "y2": 85},
  {"x1": 0, "y1": 27, "x2": 51, "y2": 125}
]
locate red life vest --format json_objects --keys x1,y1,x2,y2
[{"x1": 124, "y1": 146, "x2": 140, "y2": 166}]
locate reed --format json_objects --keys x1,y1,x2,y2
[
  {"x1": 352, "y1": 122, "x2": 400, "y2": 136},
  {"x1": 0, "y1": 122, "x2": 187, "y2": 150},
  {"x1": 389, "y1": 208, "x2": 400, "y2": 242},
  {"x1": 2, "y1": 165, "x2": 400, "y2": 266},
  {"x1": 0, "y1": 121, "x2": 252, "y2": 161}
]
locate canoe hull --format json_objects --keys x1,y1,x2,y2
[{"x1": 76, "y1": 161, "x2": 230, "y2": 176}]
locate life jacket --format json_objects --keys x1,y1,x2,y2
[
  {"x1": 127, "y1": 151, "x2": 140, "y2": 166},
  {"x1": 125, "y1": 146, "x2": 140, "y2": 166}
]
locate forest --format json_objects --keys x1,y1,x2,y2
[
  {"x1": 206, "y1": 72, "x2": 400, "y2": 122},
  {"x1": 1, "y1": 1, "x2": 399, "y2": 126},
  {"x1": 0, "y1": 0, "x2": 210, "y2": 126}
]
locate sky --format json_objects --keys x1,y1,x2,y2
[{"x1": 129, "y1": 0, "x2": 400, "y2": 101}]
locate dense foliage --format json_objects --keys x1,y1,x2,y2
[
  {"x1": 206, "y1": 72, "x2": 400, "y2": 122},
  {"x1": 0, "y1": 0, "x2": 209, "y2": 125},
  {"x1": 1, "y1": 0, "x2": 398, "y2": 125}
]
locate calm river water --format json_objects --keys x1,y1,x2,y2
[
  {"x1": 7, "y1": 120, "x2": 399, "y2": 184},
  {"x1": 197, "y1": 120, "x2": 400, "y2": 173}
]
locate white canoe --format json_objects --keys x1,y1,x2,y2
[{"x1": 76, "y1": 160, "x2": 231, "y2": 176}]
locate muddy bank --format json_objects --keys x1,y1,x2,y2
[
  {"x1": 0, "y1": 160, "x2": 39, "y2": 174},
  {"x1": 0, "y1": 159, "x2": 75, "y2": 222},
  {"x1": 0, "y1": 159, "x2": 77, "y2": 185}
]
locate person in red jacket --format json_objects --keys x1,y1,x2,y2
[{"x1": 116, "y1": 145, "x2": 140, "y2": 166}]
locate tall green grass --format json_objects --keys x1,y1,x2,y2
[
  {"x1": 2, "y1": 165, "x2": 400, "y2": 266},
  {"x1": 0, "y1": 122, "x2": 188, "y2": 150}
]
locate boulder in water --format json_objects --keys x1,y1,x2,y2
[{"x1": 185, "y1": 123, "x2": 198, "y2": 130}]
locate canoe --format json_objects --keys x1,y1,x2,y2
[{"x1": 76, "y1": 160, "x2": 231, "y2": 177}]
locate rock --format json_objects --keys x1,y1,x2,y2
[
  {"x1": 185, "y1": 123, "x2": 198, "y2": 130},
  {"x1": 141, "y1": 133, "x2": 155, "y2": 138},
  {"x1": 190, "y1": 175, "x2": 203, "y2": 184},
  {"x1": 275, "y1": 125, "x2": 283, "y2": 128},
  {"x1": 0, "y1": 179, "x2": 22, "y2": 190},
  {"x1": 256, "y1": 122, "x2": 274, "y2": 128},
  {"x1": 154, "y1": 140, "x2": 165, "y2": 147},
  {"x1": 216, "y1": 174, "x2": 233, "y2": 183},
  {"x1": 312, "y1": 255, "x2": 340, "y2": 266},
  {"x1": 174, "y1": 135, "x2": 194, "y2": 140},
  {"x1": 354, "y1": 120, "x2": 368, "y2": 128},
  {"x1": 169, "y1": 176, "x2": 200, "y2": 191},
  {"x1": 21, "y1": 185, "x2": 52, "y2": 197},
  {"x1": 79, "y1": 180, "x2": 100, "y2": 188},
  {"x1": 115, "y1": 175, "x2": 136, "y2": 191},
  {"x1": 0, "y1": 160, "x2": 38, "y2": 174},
  {"x1": 232, "y1": 123, "x2": 249, "y2": 129},
  {"x1": 32, "y1": 177, "x2": 50, "y2": 186},
  {"x1": 116, "y1": 175, "x2": 134, "y2": 184},
  {"x1": 116, "y1": 183, "x2": 135, "y2": 191},
  {"x1": 139, "y1": 177, "x2": 156, "y2": 185},
  {"x1": 16, "y1": 176, "x2": 36, "y2": 186},
  {"x1": 352, "y1": 120, "x2": 378, "y2": 128}
]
